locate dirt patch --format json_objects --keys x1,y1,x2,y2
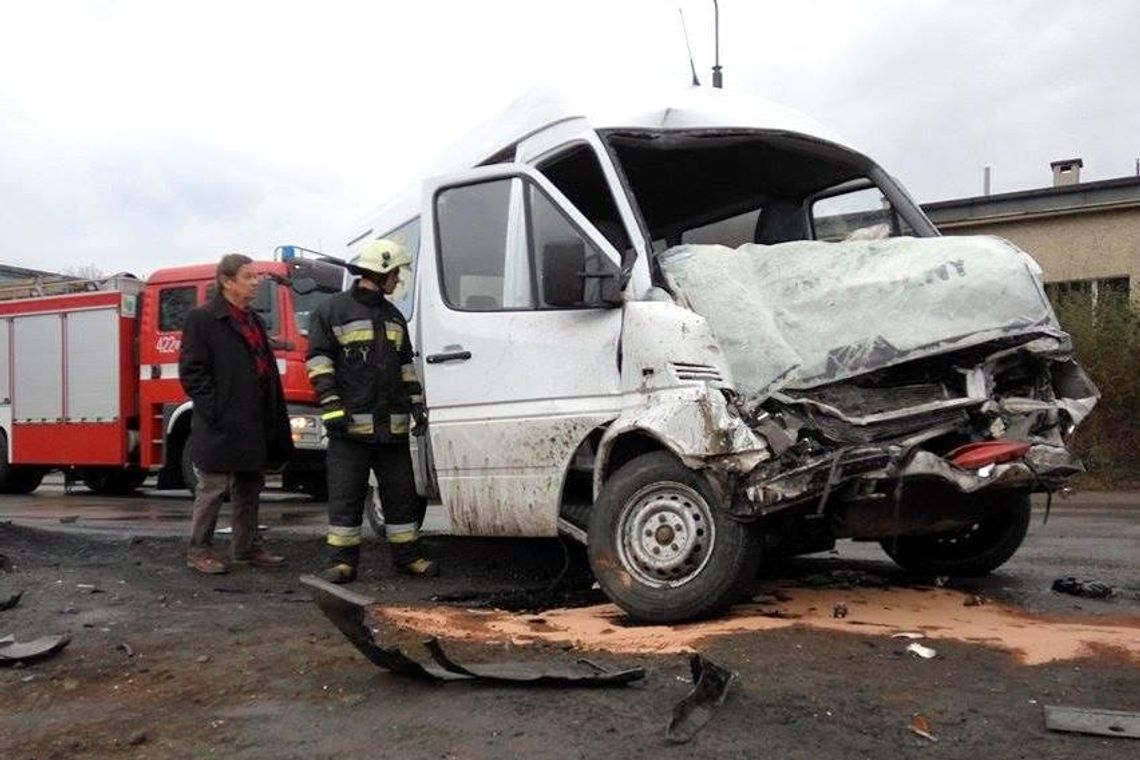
[{"x1": 374, "y1": 587, "x2": 1140, "y2": 664}]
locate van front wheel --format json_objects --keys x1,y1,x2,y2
[{"x1": 587, "y1": 452, "x2": 758, "y2": 624}]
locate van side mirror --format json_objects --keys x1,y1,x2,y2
[{"x1": 541, "y1": 241, "x2": 621, "y2": 308}]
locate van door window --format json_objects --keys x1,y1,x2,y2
[
  {"x1": 436, "y1": 176, "x2": 616, "y2": 311},
  {"x1": 527, "y1": 181, "x2": 612, "y2": 307},
  {"x1": 157, "y1": 286, "x2": 197, "y2": 332},
  {"x1": 810, "y1": 180, "x2": 915, "y2": 241},
  {"x1": 437, "y1": 178, "x2": 531, "y2": 311}
]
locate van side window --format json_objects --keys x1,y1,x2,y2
[
  {"x1": 157, "y1": 286, "x2": 197, "y2": 332},
  {"x1": 436, "y1": 176, "x2": 612, "y2": 311},
  {"x1": 377, "y1": 218, "x2": 421, "y2": 318}
]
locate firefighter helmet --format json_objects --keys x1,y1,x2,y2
[{"x1": 353, "y1": 239, "x2": 410, "y2": 276}]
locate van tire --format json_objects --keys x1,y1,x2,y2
[
  {"x1": 0, "y1": 430, "x2": 45, "y2": 495},
  {"x1": 587, "y1": 452, "x2": 759, "y2": 623},
  {"x1": 879, "y1": 493, "x2": 1032, "y2": 576}
]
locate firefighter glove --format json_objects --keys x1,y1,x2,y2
[{"x1": 411, "y1": 402, "x2": 427, "y2": 435}]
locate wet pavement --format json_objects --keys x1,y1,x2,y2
[{"x1": 0, "y1": 478, "x2": 1137, "y2": 619}]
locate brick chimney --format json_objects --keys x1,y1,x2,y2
[{"x1": 1050, "y1": 158, "x2": 1083, "y2": 187}]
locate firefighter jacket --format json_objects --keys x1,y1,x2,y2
[{"x1": 305, "y1": 283, "x2": 423, "y2": 443}]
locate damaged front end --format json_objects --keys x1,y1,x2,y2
[{"x1": 655, "y1": 235, "x2": 1098, "y2": 560}]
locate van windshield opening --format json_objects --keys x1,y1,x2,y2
[{"x1": 601, "y1": 130, "x2": 936, "y2": 257}]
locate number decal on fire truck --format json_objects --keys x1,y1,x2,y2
[{"x1": 155, "y1": 335, "x2": 182, "y2": 354}]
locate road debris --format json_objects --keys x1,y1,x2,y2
[
  {"x1": 0, "y1": 590, "x2": 23, "y2": 611},
  {"x1": 906, "y1": 642, "x2": 938, "y2": 659},
  {"x1": 666, "y1": 655, "x2": 737, "y2": 744},
  {"x1": 301, "y1": 575, "x2": 645, "y2": 687},
  {"x1": 59, "y1": 515, "x2": 79, "y2": 524},
  {"x1": 1043, "y1": 705, "x2": 1140, "y2": 739},
  {"x1": 891, "y1": 631, "x2": 924, "y2": 640},
  {"x1": 963, "y1": 594, "x2": 986, "y2": 607},
  {"x1": 909, "y1": 713, "x2": 938, "y2": 742},
  {"x1": 76, "y1": 583, "x2": 104, "y2": 594},
  {"x1": 118, "y1": 641, "x2": 136, "y2": 658},
  {"x1": 0, "y1": 634, "x2": 71, "y2": 664},
  {"x1": 832, "y1": 603, "x2": 848, "y2": 619},
  {"x1": 1052, "y1": 577, "x2": 1113, "y2": 600}
]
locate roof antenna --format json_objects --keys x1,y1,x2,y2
[
  {"x1": 711, "y1": 0, "x2": 723, "y2": 88},
  {"x1": 679, "y1": 8, "x2": 701, "y2": 86}
]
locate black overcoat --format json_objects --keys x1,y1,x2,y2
[{"x1": 178, "y1": 296, "x2": 293, "y2": 473}]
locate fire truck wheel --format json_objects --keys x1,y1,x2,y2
[
  {"x1": 0, "y1": 431, "x2": 45, "y2": 494},
  {"x1": 81, "y1": 467, "x2": 147, "y2": 496}
]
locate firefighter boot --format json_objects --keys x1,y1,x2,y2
[
  {"x1": 319, "y1": 544, "x2": 360, "y2": 584},
  {"x1": 391, "y1": 539, "x2": 439, "y2": 578}
]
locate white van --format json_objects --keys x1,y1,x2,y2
[{"x1": 345, "y1": 88, "x2": 1096, "y2": 623}]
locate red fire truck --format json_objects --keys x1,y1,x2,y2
[{"x1": 0, "y1": 253, "x2": 344, "y2": 495}]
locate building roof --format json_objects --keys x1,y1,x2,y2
[{"x1": 922, "y1": 175, "x2": 1140, "y2": 226}]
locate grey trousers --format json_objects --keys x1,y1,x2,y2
[{"x1": 188, "y1": 470, "x2": 265, "y2": 557}]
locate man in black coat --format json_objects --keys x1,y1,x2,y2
[{"x1": 179, "y1": 253, "x2": 294, "y2": 575}]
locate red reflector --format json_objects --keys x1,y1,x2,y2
[{"x1": 948, "y1": 441, "x2": 1032, "y2": 469}]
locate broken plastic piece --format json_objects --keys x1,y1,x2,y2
[
  {"x1": 666, "y1": 655, "x2": 737, "y2": 744},
  {"x1": 300, "y1": 575, "x2": 644, "y2": 687},
  {"x1": 1052, "y1": 577, "x2": 1113, "y2": 599},
  {"x1": 906, "y1": 642, "x2": 937, "y2": 659},
  {"x1": 909, "y1": 713, "x2": 938, "y2": 742},
  {"x1": 1044, "y1": 705, "x2": 1140, "y2": 739},
  {"x1": 0, "y1": 634, "x2": 71, "y2": 664}
]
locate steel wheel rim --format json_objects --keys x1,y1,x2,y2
[{"x1": 616, "y1": 482, "x2": 715, "y2": 589}]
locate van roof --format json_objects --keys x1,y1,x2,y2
[{"x1": 349, "y1": 87, "x2": 859, "y2": 246}]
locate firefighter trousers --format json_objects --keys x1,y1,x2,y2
[{"x1": 325, "y1": 436, "x2": 425, "y2": 569}]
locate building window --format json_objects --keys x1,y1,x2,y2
[{"x1": 1045, "y1": 276, "x2": 1130, "y2": 312}]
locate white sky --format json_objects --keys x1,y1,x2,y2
[{"x1": 1, "y1": 0, "x2": 1138, "y2": 275}]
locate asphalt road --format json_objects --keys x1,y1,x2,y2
[
  {"x1": 1, "y1": 482, "x2": 1137, "y2": 758},
  {"x1": 1, "y1": 480, "x2": 1136, "y2": 617}
]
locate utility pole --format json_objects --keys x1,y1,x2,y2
[{"x1": 712, "y1": 0, "x2": 723, "y2": 88}]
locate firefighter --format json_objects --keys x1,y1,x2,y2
[{"x1": 306, "y1": 239, "x2": 438, "y2": 582}]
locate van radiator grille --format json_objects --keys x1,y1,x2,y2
[{"x1": 670, "y1": 362, "x2": 723, "y2": 382}]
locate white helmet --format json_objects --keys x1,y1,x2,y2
[{"x1": 354, "y1": 238, "x2": 410, "y2": 276}]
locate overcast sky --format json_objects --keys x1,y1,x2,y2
[{"x1": 2, "y1": 0, "x2": 1137, "y2": 276}]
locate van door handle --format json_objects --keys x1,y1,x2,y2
[{"x1": 426, "y1": 350, "x2": 472, "y2": 364}]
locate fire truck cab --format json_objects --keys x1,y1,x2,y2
[{"x1": 0, "y1": 255, "x2": 343, "y2": 495}]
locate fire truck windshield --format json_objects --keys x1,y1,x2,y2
[{"x1": 289, "y1": 259, "x2": 345, "y2": 335}]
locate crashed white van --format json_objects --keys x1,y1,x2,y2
[{"x1": 346, "y1": 88, "x2": 1097, "y2": 623}]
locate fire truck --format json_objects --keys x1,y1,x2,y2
[{"x1": 0, "y1": 252, "x2": 344, "y2": 495}]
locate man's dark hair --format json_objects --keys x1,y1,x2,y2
[{"x1": 216, "y1": 253, "x2": 254, "y2": 290}]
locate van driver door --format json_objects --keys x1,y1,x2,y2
[{"x1": 418, "y1": 164, "x2": 624, "y2": 536}]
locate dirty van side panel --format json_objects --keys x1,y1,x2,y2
[{"x1": 434, "y1": 412, "x2": 614, "y2": 535}]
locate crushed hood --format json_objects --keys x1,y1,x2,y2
[{"x1": 658, "y1": 236, "x2": 1063, "y2": 398}]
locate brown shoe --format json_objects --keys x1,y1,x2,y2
[
  {"x1": 395, "y1": 557, "x2": 439, "y2": 578},
  {"x1": 187, "y1": 548, "x2": 230, "y2": 575},
  {"x1": 234, "y1": 546, "x2": 286, "y2": 569}
]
